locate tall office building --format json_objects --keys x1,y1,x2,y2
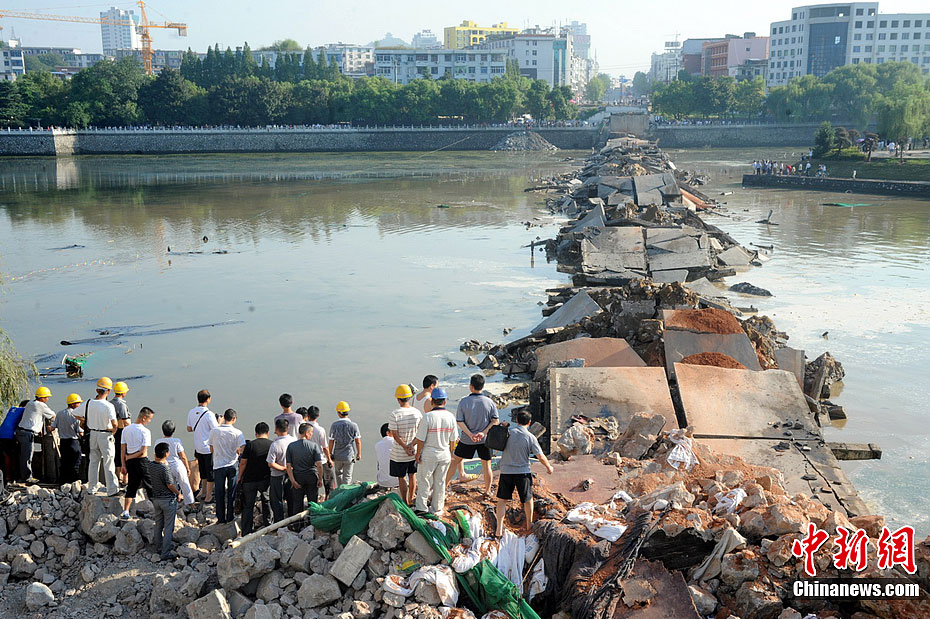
[
  {"x1": 478, "y1": 28, "x2": 575, "y2": 89},
  {"x1": 768, "y1": 2, "x2": 930, "y2": 86},
  {"x1": 100, "y1": 6, "x2": 141, "y2": 55}
]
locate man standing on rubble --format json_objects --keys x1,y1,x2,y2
[
  {"x1": 275, "y1": 394, "x2": 303, "y2": 439},
  {"x1": 54, "y1": 394, "x2": 85, "y2": 484},
  {"x1": 388, "y1": 384, "x2": 421, "y2": 506},
  {"x1": 208, "y1": 408, "x2": 245, "y2": 524},
  {"x1": 285, "y1": 422, "x2": 325, "y2": 512},
  {"x1": 86, "y1": 377, "x2": 120, "y2": 496},
  {"x1": 494, "y1": 411, "x2": 554, "y2": 537},
  {"x1": 266, "y1": 418, "x2": 296, "y2": 522},
  {"x1": 413, "y1": 388, "x2": 456, "y2": 516},
  {"x1": 16, "y1": 387, "x2": 56, "y2": 484},
  {"x1": 328, "y1": 401, "x2": 361, "y2": 487},
  {"x1": 186, "y1": 389, "x2": 218, "y2": 504},
  {"x1": 238, "y1": 422, "x2": 272, "y2": 535},
  {"x1": 305, "y1": 406, "x2": 334, "y2": 498},
  {"x1": 111, "y1": 382, "x2": 131, "y2": 486},
  {"x1": 447, "y1": 374, "x2": 499, "y2": 496},
  {"x1": 120, "y1": 407, "x2": 155, "y2": 520}
]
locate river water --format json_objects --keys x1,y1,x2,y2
[{"x1": 1, "y1": 149, "x2": 928, "y2": 534}]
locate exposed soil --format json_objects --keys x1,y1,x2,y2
[
  {"x1": 664, "y1": 308, "x2": 744, "y2": 335},
  {"x1": 680, "y1": 352, "x2": 748, "y2": 370}
]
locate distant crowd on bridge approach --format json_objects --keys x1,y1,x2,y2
[{"x1": 1, "y1": 373, "x2": 552, "y2": 559}]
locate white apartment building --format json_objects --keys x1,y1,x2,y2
[
  {"x1": 478, "y1": 29, "x2": 575, "y2": 89},
  {"x1": 373, "y1": 48, "x2": 506, "y2": 84},
  {"x1": 100, "y1": 7, "x2": 141, "y2": 55},
  {"x1": 768, "y1": 2, "x2": 930, "y2": 86},
  {"x1": 322, "y1": 44, "x2": 373, "y2": 76},
  {"x1": 0, "y1": 47, "x2": 25, "y2": 81}
]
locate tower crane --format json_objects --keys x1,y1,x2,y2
[{"x1": 0, "y1": 1, "x2": 187, "y2": 75}]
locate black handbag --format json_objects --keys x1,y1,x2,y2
[{"x1": 485, "y1": 423, "x2": 510, "y2": 451}]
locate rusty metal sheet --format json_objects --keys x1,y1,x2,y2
[
  {"x1": 776, "y1": 346, "x2": 805, "y2": 388},
  {"x1": 611, "y1": 559, "x2": 701, "y2": 619},
  {"x1": 698, "y1": 437, "x2": 869, "y2": 517},
  {"x1": 549, "y1": 367, "x2": 678, "y2": 434},
  {"x1": 533, "y1": 455, "x2": 621, "y2": 505},
  {"x1": 664, "y1": 331, "x2": 762, "y2": 378},
  {"x1": 675, "y1": 364, "x2": 818, "y2": 438},
  {"x1": 533, "y1": 290, "x2": 602, "y2": 334},
  {"x1": 534, "y1": 337, "x2": 646, "y2": 380}
]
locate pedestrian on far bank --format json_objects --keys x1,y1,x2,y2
[
  {"x1": 186, "y1": 389, "x2": 218, "y2": 503},
  {"x1": 266, "y1": 418, "x2": 296, "y2": 522},
  {"x1": 414, "y1": 388, "x2": 456, "y2": 516},
  {"x1": 111, "y1": 382, "x2": 131, "y2": 486},
  {"x1": 16, "y1": 386, "x2": 55, "y2": 484},
  {"x1": 148, "y1": 442, "x2": 183, "y2": 561},
  {"x1": 414, "y1": 375, "x2": 438, "y2": 414},
  {"x1": 86, "y1": 377, "x2": 120, "y2": 496},
  {"x1": 238, "y1": 422, "x2": 272, "y2": 535},
  {"x1": 494, "y1": 411, "x2": 554, "y2": 537},
  {"x1": 120, "y1": 407, "x2": 155, "y2": 520},
  {"x1": 208, "y1": 408, "x2": 245, "y2": 524},
  {"x1": 447, "y1": 374, "x2": 499, "y2": 496},
  {"x1": 54, "y1": 394, "x2": 85, "y2": 484},
  {"x1": 388, "y1": 384, "x2": 421, "y2": 506},
  {"x1": 275, "y1": 393, "x2": 303, "y2": 439},
  {"x1": 328, "y1": 401, "x2": 361, "y2": 487},
  {"x1": 305, "y1": 406, "x2": 334, "y2": 498},
  {"x1": 285, "y1": 423, "x2": 325, "y2": 513},
  {"x1": 154, "y1": 421, "x2": 194, "y2": 506},
  {"x1": 375, "y1": 423, "x2": 398, "y2": 489}
]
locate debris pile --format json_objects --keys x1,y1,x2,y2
[{"x1": 490, "y1": 131, "x2": 558, "y2": 152}]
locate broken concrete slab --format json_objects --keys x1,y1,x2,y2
[
  {"x1": 646, "y1": 247, "x2": 711, "y2": 272},
  {"x1": 645, "y1": 227, "x2": 703, "y2": 246},
  {"x1": 651, "y1": 269, "x2": 689, "y2": 284},
  {"x1": 632, "y1": 173, "x2": 678, "y2": 206},
  {"x1": 775, "y1": 347, "x2": 805, "y2": 389},
  {"x1": 532, "y1": 290, "x2": 603, "y2": 334},
  {"x1": 664, "y1": 331, "x2": 762, "y2": 378},
  {"x1": 186, "y1": 589, "x2": 232, "y2": 619},
  {"x1": 534, "y1": 337, "x2": 645, "y2": 380},
  {"x1": 717, "y1": 246, "x2": 754, "y2": 267},
  {"x1": 329, "y1": 535, "x2": 374, "y2": 587},
  {"x1": 675, "y1": 364, "x2": 817, "y2": 439},
  {"x1": 615, "y1": 412, "x2": 667, "y2": 459},
  {"x1": 569, "y1": 203, "x2": 606, "y2": 233},
  {"x1": 683, "y1": 277, "x2": 728, "y2": 299},
  {"x1": 581, "y1": 227, "x2": 647, "y2": 273},
  {"x1": 532, "y1": 455, "x2": 621, "y2": 504},
  {"x1": 827, "y1": 442, "x2": 882, "y2": 461},
  {"x1": 548, "y1": 366, "x2": 679, "y2": 434}
]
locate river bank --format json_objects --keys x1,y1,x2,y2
[{"x1": 742, "y1": 174, "x2": 930, "y2": 197}]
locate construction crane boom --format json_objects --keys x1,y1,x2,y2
[{"x1": 0, "y1": 1, "x2": 187, "y2": 75}]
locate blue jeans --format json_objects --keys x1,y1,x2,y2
[
  {"x1": 214, "y1": 466, "x2": 237, "y2": 523},
  {"x1": 152, "y1": 497, "x2": 177, "y2": 556}
]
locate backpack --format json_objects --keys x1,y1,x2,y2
[{"x1": 485, "y1": 423, "x2": 510, "y2": 452}]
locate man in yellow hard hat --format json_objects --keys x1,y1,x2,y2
[
  {"x1": 86, "y1": 377, "x2": 120, "y2": 496},
  {"x1": 16, "y1": 386, "x2": 56, "y2": 484},
  {"x1": 388, "y1": 384, "x2": 421, "y2": 506},
  {"x1": 54, "y1": 394, "x2": 85, "y2": 483},
  {"x1": 111, "y1": 381, "x2": 131, "y2": 485},
  {"x1": 328, "y1": 401, "x2": 361, "y2": 487}
]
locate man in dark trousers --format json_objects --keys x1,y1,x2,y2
[
  {"x1": 54, "y1": 394, "x2": 85, "y2": 483},
  {"x1": 285, "y1": 422, "x2": 325, "y2": 514},
  {"x1": 238, "y1": 422, "x2": 272, "y2": 535},
  {"x1": 494, "y1": 411, "x2": 554, "y2": 537}
]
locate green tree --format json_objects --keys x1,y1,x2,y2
[
  {"x1": 264, "y1": 39, "x2": 302, "y2": 52},
  {"x1": 24, "y1": 53, "x2": 64, "y2": 73},
  {"x1": 139, "y1": 68, "x2": 207, "y2": 125},
  {"x1": 734, "y1": 77, "x2": 766, "y2": 117},
  {"x1": 208, "y1": 75, "x2": 292, "y2": 125},
  {"x1": 67, "y1": 57, "x2": 146, "y2": 126},
  {"x1": 15, "y1": 71, "x2": 66, "y2": 126},
  {"x1": 525, "y1": 79, "x2": 551, "y2": 120},
  {"x1": 585, "y1": 73, "x2": 610, "y2": 103},
  {"x1": 505, "y1": 59, "x2": 521, "y2": 80},
  {"x1": 302, "y1": 47, "x2": 318, "y2": 80},
  {"x1": 0, "y1": 81, "x2": 28, "y2": 127},
  {"x1": 822, "y1": 64, "x2": 878, "y2": 126},
  {"x1": 289, "y1": 79, "x2": 332, "y2": 124},
  {"x1": 238, "y1": 42, "x2": 258, "y2": 77},
  {"x1": 652, "y1": 79, "x2": 693, "y2": 118},
  {"x1": 0, "y1": 330, "x2": 35, "y2": 409},
  {"x1": 833, "y1": 126, "x2": 852, "y2": 154},
  {"x1": 876, "y1": 82, "x2": 930, "y2": 160},
  {"x1": 631, "y1": 71, "x2": 649, "y2": 97},
  {"x1": 813, "y1": 121, "x2": 835, "y2": 156},
  {"x1": 547, "y1": 85, "x2": 575, "y2": 120},
  {"x1": 764, "y1": 85, "x2": 792, "y2": 121},
  {"x1": 180, "y1": 48, "x2": 202, "y2": 84}
]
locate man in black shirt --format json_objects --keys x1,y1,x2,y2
[
  {"x1": 285, "y1": 422, "x2": 324, "y2": 514},
  {"x1": 237, "y1": 422, "x2": 272, "y2": 535},
  {"x1": 148, "y1": 442, "x2": 183, "y2": 560}
]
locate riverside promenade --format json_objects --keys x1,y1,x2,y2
[{"x1": 742, "y1": 172, "x2": 930, "y2": 197}]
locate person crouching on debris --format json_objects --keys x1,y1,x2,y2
[
  {"x1": 120, "y1": 406, "x2": 155, "y2": 520},
  {"x1": 54, "y1": 394, "x2": 85, "y2": 484},
  {"x1": 388, "y1": 384, "x2": 421, "y2": 507},
  {"x1": 413, "y1": 388, "x2": 456, "y2": 516},
  {"x1": 494, "y1": 411, "x2": 554, "y2": 538},
  {"x1": 328, "y1": 401, "x2": 361, "y2": 487},
  {"x1": 148, "y1": 442, "x2": 183, "y2": 561}
]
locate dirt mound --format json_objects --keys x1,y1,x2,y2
[
  {"x1": 491, "y1": 131, "x2": 558, "y2": 152},
  {"x1": 681, "y1": 352, "x2": 748, "y2": 369},
  {"x1": 664, "y1": 308, "x2": 743, "y2": 334}
]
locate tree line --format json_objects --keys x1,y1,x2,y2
[
  {"x1": 0, "y1": 43, "x2": 580, "y2": 128},
  {"x1": 649, "y1": 62, "x2": 930, "y2": 141}
]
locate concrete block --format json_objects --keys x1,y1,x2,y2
[
  {"x1": 186, "y1": 589, "x2": 232, "y2": 619},
  {"x1": 404, "y1": 531, "x2": 442, "y2": 564},
  {"x1": 329, "y1": 535, "x2": 374, "y2": 587}
]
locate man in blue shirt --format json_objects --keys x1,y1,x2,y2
[{"x1": 494, "y1": 411, "x2": 553, "y2": 538}]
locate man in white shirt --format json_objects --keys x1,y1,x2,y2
[
  {"x1": 374, "y1": 423, "x2": 398, "y2": 489},
  {"x1": 120, "y1": 407, "x2": 154, "y2": 519},
  {"x1": 413, "y1": 388, "x2": 456, "y2": 515},
  {"x1": 154, "y1": 420, "x2": 194, "y2": 506},
  {"x1": 186, "y1": 389, "x2": 218, "y2": 503},
  {"x1": 208, "y1": 408, "x2": 246, "y2": 524},
  {"x1": 16, "y1": 386, "x2": 56, "y2": 484},
  {"x1": 388, "y1": 384, "x2": 422, "y2": 506},
  {"x1": 305, "y1": 406, "x2": 334, "y2": 498},
  {"x1": 85, "y1": 377, "x2": 120, "y2": 496}
]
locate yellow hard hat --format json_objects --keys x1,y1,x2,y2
[
  {"x1": 96, "y1": 377, "x2": 113, "y2": 390},
  {"x1": 395, "y1": 384, "x2": 413, "y2": 399},
  {"x1": 336, "y1": 401, "x2": 351, "y2": 414},
  {"x1": 66, "y1": 393, "x2": 83, "y2": 405},
  {"x1": 113, "y1": 381, "x2": 129, "y2": 395},
  {"x1": 35, "y1": 386, "x2": 52, "y2": 399}
]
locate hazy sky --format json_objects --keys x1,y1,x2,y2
[{"x1": 4, "y1": 0, "x2": 929, "y2": 75}]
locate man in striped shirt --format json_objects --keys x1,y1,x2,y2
[{"x1": 388, "y1": 384, "x2": 421, "y2": 506}]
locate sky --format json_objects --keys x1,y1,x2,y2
[{"x1": 3, "y1": 0, "x2": 929, "y2": 76}]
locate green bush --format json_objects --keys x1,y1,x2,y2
[{"x1": 821, "y1": 147, "x2": 865, "y2": 161}]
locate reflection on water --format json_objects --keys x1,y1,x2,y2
[
  {"x1": 0, "y1": 151, "x2": 574, "y2": 482},
  {"x1": 673, "y1": 148, "x2": 930, "y2": 534}
]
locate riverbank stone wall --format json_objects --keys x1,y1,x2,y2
[{"x1": 742, "y1": 173, "x2": 930, "y2": 197}]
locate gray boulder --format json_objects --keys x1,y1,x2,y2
[
  {"x1": 367, "y1": 500, "x2": 412, "y2": 550},
  {"x1": 217, "y1": 538, "x2": 281, "y2": 590},
  {"x1": 297, "y1": 574, "x2": 341, "y2": 609},
  {"x1": 114, "y1": 522, "x2": 145, "y2": 554},
  {"x1": 25, "y1": 581, "x2": 55, "y2": 610}
]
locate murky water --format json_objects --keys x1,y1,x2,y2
[
  {"x1": 2, "y1": 148, "x2": 928, "y2": 535},
  {"x1": 672, "y1": 147, "x2": 930, "y2": 534},
  {"x1": 0, "y1": 152, "x2": 573, "y2": 482}
]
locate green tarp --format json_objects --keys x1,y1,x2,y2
[{"x1": 304, "y1": 483, "x2": 539, "y2": 619}]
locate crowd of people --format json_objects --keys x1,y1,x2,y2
[
  {"x1": 0, "y1": 372, "x2": 553, "y2": 559},
  {"x1": 750, "y1": 155, "x2": 828, "y2": 178}
]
